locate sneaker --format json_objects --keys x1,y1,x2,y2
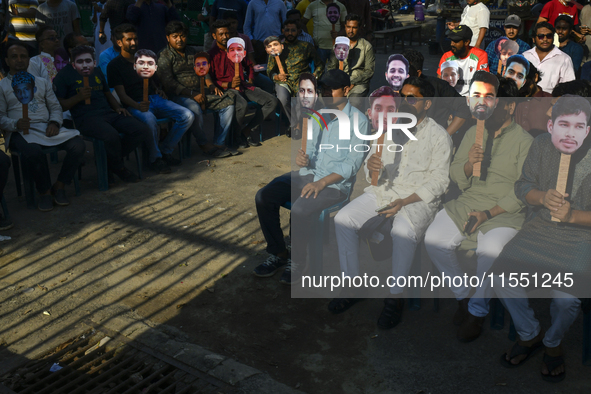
[
  {"x1": 112, "y1": 167, "x2": 139, "y2": 183},
  {"x1": 247, "y1": 136, "x2": 262, "y2": 147},
  {"x1": 237, "y1": 134, "x2": 250, "y2": 149},
  {"x1": 0, "y1": 215, "x2": 13, "y2": 231},
  {"x1": 162, "y1": 153, "x2": 182, "y2": 166},
  {"x1": 38, "y1": 194, "x2": 54, "y2": 212},
  {"x1": 52, "y1": 188, "x2": 70, "y2": 206},
  {"x1": 280, "y1": 259, "x2": 300, "y2": 285},
  {"x1": 253, "y1": 255, "x2": 288, "y2": 277},
  {"x1": 227, "y1": 146, "x2": 242, "y2": 156},
  {"x1": 150, "y1": 158, "x2": 172, "y2": 174}
]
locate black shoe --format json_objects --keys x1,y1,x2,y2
[
  {"x1": 279, "y1": 259, "x2": 299, "y2": 285},
  {"x1": 38, "y1": 194, "x2": 54, "y2": 212},
  {"x1": 227, "y1": 147, "x2": 242, "y2": 156},
  {"x1": 150, "y1": 158, "x2": 172, "y2": 174},
  {"x1": 453, "y1": 298, "x2": 470, "y2": 326},
  {"x1": 377, "y1": 298, "x2": 404, "y2": 329},
  {"x1": 237, "y1": 134, "x2": 250, "y2": 149},
  {"x1": 162, "y1": 153, "x2": 181, "y2": 166},
  {"x1": 52, "y1": 188, "x2": 70, "y2": 206},
  {"x1": 247, "y1": 136, "x2": 262, "y2": 147},
  {"x1": 112, "y1": 167, "x2": 139, "y2": 183},
  {"x1": 253, "y1": 255, "x2": 288, "y2": 277},
  {"x1": 0, "y1": 214, "x2": 13, "y2": 231}
]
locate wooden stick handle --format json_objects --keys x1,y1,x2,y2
[
  {"x1": 143, "y1": 78, "x2": 149, "y2": 103},
  {"x1": 339, "y1": 60, "x2": 344, "y2": 71},
  {"x1": 234, "y1": 62, "x2": 240, "y2": 90},
  {"x1": 552, "y1": 153, "x2": 571, "y2": 222},
  {"x1": 301, "y1": 117, "x2": 308, "y2": 151},
  {"x1": 332, "y1": 24, "x2": 336, "y2": 45},
  {"x1": 473, "y1": 120, "x2": 484, "y2": 178},
  {"x1": 83, "y1": 76, "x2": 90, "y2": 105},
  {"x1": 276, "y1": 57, "x2": 285, "y2": 75},
  {"x1": 497, "y1": 61, "x2": 502, "y2": 76},
  {"x1": 200, "y1": 76, "x2": 206, "y2": 111},
  {"x1": 371, "y1": 133, "x2": 386, "y2": 186},
  {"x1": 22, "y1": 104, "x2": 28, "y2": 135}
]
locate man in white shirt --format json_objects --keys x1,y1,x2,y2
[
  {"x1": 460, "y1": 0, "x2": 489, "y2": 48},
  {"x1": 523, "y1": 22, "x2": 575, "y2": 94},
  {"x1": 328, "y1": 80, "x2": 453, "y2": 330}
]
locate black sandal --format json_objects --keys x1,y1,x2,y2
[
  {"x1": 500, "y1": 339, "x2": 543, "y2": 368},
  {"x1": 328, "y1": 298, "x2": 362, "y2": 314},
  {"x1": 541, "y1": 353, "x2": 565, "y2": 383},
  {"x1": 377, "y1": 298, "x2": 404, "y2": 329}
]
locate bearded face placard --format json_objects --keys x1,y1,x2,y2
[
  {"x1": 334, "y1": 37, "x2": 350, "y2": 61},
  {"x1": 11, "y1": 72, "x2": 36, "y2": 105},
  {"x1": 134, "y1": 49, "x2": 158, "y2": 79},
  {"x1": 467, "y1": 73, "x2": 499, "y2": 121},
  {"x1": 326, "y1": 3, "x2": 340, "y2": 24},
  {"x1": 227, "y1": 37, "x2": 246, "y2": 63},
  {"x1": 298, "y1": 73, "x2": 318, "y2": 110}
]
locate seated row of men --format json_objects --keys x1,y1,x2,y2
[{"x1": 253, "y1": 68, "x2": 590, "y2": 383}]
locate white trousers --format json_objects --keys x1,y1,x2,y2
[
  {"x1": 424, "y1": 209, "x2": 518, "y2": 316},
  {"x1": 493, "y1": 279, "x2": 581, "y2": 348},
  {"x1": 334, "y1": 193, "x2": 418, "y2": 295}
]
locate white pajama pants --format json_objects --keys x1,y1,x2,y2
[
  {"x1": 334, "y1": 193, "x2": 418, "y2": 295},
  {"x1": 424, "y1": 209, "x2": 518, "y2": 317}
]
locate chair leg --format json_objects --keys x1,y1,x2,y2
[
  {"x1": 1, "y1": 195, "x2": 9, "y2": 220},
  {"x1": 408, "y1": 243, "x2": 422, "y2": 311},
  {"x1": 11, "y1": 154, "x2": 22, "y2": 197},
  {"x1": 490, "y1": 298, "x2": 505, "y2": 330},
  {"x1": 93, "y1": 139, "x2": 109, "y2": 192},
  {"x1": 583, "y1": 310, "x2": 591, "y2": 365}
]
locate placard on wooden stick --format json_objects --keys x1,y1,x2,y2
[
  {"x1": 199, "y1": 76, "x2": 206, "y2": 111},
  {"x1": 143, "y1": 78, "x2": 149, "y2": 103},
  {"x1": 234, "y1": 63, "x2": 240, "y2": 90},
  {"x1": 473, "y1": 120, "x2": 485, "y2": 178},
  {"x1": 371, "y1": 133, "x2": 386, "y2": 186},
  {"x1": 22, "y1": 104, "x2": 29, "y2": 135},
  {"x1": 552, "y1": 153, "x2": 571, "y2": 222}
]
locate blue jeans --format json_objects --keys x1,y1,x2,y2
[
  {"x1": 172, "y1": 95, "x2": 234, "y2": 146},
  {"x1": 129, "y1": 94, "x2": 194, "y2": 162},
  {"x1": 318, "y1": 49, "x2": 332, "y2": 64}
]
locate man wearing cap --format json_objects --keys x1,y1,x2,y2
[
  {"x1": 209, "y1": 21, "x2": 278, "y2": 146},
  {"x1": 253, "y1": 69, "x2": 369, "y2": 285},
  {"x1": 266, "y1": 18, "x2": 323, "y2": 130},
  {"x1": 326, "y1": 13, "x2": 375, "y2": 101},
  {"x1": 485, "y1": 15, "x2": 531, "y2": 76},
  {"x1": 460, "y1": 0, "x2": 489, "y2": 48},
  {"x1": 329, "y1": 80, "x2": 452, "y2": 329},
  {"x1": 523, "y1": 22, "x2": 575, "y2": 94},
  {"x1": 438, "y1": 25, "x2": 489, "y2": 96}
]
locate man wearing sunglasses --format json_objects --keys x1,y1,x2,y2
[
  {"x1": 28, "y1": 26, "x2": 61, "y2": 82},
  {"x1": 328, "y1": 80, "x2": 453, "y2": 330},
  {"x1": 523, "y1": 22, "x2": 575, "y2": 94}
]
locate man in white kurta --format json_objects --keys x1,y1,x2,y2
[
  {"x1": 330, "y1": 81, "x2": 453, "y2": 329},
  {"x1": 0, "y1": 42, "x2": 85, "y2": 211}
]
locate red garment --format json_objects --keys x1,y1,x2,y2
[
  {"x1": 208, "y1": 44, "x2": 255, "y2": 92},
  {"x1": 540, "y1": 0, "x2": 579, "y2": 26}
]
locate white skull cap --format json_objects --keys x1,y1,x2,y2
[
  {"x1": 334, "y1": 37, "x2": 350, "y2": 46},
  {"x1": 227, "y1": 37, "x2": 245, "y2": 48},
  {"x1": 440, "y1": 60, "x2": 459, "y2": 73}
]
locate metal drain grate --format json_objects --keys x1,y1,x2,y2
[{"x1": 0, "y1": 330, "x2": 234, "y2": 394}]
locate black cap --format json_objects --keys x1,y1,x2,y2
[
  {"x1": 319, "y1": 69, "x2": 351, "y2": 89},
  {"x1": 446, "y1": 24, "x2": 473, "y2": 42}
]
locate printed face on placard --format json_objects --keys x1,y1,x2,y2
[
  {"x1": 134, "y1": 55, "x2": 158, "y2": 79},
  {"x1": 441, "y1": 67, "x2": 458, "y2": 87},
  {"x1": 385, "y1": 58, "x2": 409, "y2": 92},
  {"x1": 227, "y1": 43, "x2": 246, "y2": 63},
  {"x1": 55, "y1": 54, "x2": 68, "y2": 72},
  {"x1": 497, "y1": 38, "x2": 520, "y2": 67},
  {"x1": 194, "y1": 57, "x2": 210, "y2": 77},
  {"x1": 467, "y1": 81, "x2": 498, "y2": 120},
  {"x1": 265, "y1": 41, "x2": 283, "y2": 57},
  {"x1": 298, "y1": 78, "x2": 317, "y2": 109},
  {"x1": 11, "y1": 72, "x2": 36, "y2": 105},
  {"x1": 326, "y1": 5, "x2": 340, "y2": 24},
  {"x1": 72, "y1": 53, "x2": 95, "y2": 76},
  {"x1": 548, "y1": 111, "x2": 590, "y2": 155},
  {"x1": 504, "y1": 61, "x2": 527, "y2": 89},
  {"x1": 368, "y1": 96, "x2": 398, "y2": 132},
  {"x1": 334, "y1": 43, "x2": 349, "y2": 61}
]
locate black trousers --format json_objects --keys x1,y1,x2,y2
[
  {"x1": 0, "y1": 150, "x2": 11, "y2": 199},
  {"x1": 77, "y1": 112, "x2": 147, "y2": 171},
  {"x1": 255, "y1": 171, "x2": 344, "y2": 263},
  {"x1": 234, "y1": 87, "x2": 278, "y2": 133},
  {"x1": 9, "y1": 132, "x2": 85, "y2": 194}
]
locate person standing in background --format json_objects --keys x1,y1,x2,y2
[
  {"x1": 92, "y1": 0, "x2": 111, "y2": 59},
  {"x1": 295, "y1": 0, "x2": 314, "y2": 36},
  {"x1": 210, "y1": 0, "x2": 248, "y2": 34},
  {"x1": 98, "y1": 0, "x2": 134, "y2": 45},
  {"x1": 460, "y1": 0, "x2": 489, "y2": 49},
  {"x1": 302, "y1": 0, "x2": 347, "y2": 64},
  {"x1": 35, "y1": 0, "x2": 81, "y2": 44},
  {"x1": 198, "y1": 0, "x2": 215, "y2": 51},
  {"x1": 126, "y1": 0, "x2": 179, "y2": 53}
]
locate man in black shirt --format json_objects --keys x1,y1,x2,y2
[
  {"x1": 108, "y1": 23, "x2": 194, "y2": 173},
  {"x1": 54, "y1": 45, "x2": 149, "y2": 182},
  {"x1": 402, "y1": 49, "x2": 470, "y2": 137}
]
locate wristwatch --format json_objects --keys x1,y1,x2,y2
[{"x1": 48, "y1": 120, "x2": 60, "y2": 128}]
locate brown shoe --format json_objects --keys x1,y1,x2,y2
[
  {"x1": 457, "y1": 312, "x2": 485, "y2": 342},
  {"x1": 453, "y1": 298, "x2": 470, "y2": 326}
]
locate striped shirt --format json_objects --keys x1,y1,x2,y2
[{"x1": 9, "y1": 0, "x2": 39, "y2": 42}]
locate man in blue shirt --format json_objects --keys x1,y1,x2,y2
[
  {"x1": 253, "y1": 70, "x2": 369, "y2": 285},
  {"x1": 210, "y1": 0, "x2": 248, "y2": 33},
  {"x1": 485, "y1": 14, "x2": 530, "y2": 75},
  {"x1": 556, "y1": 14, "x2": 584, "y2": 73},
  {"x1": 244, "y1": 0, "x2": 287, "y2": 43}
]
